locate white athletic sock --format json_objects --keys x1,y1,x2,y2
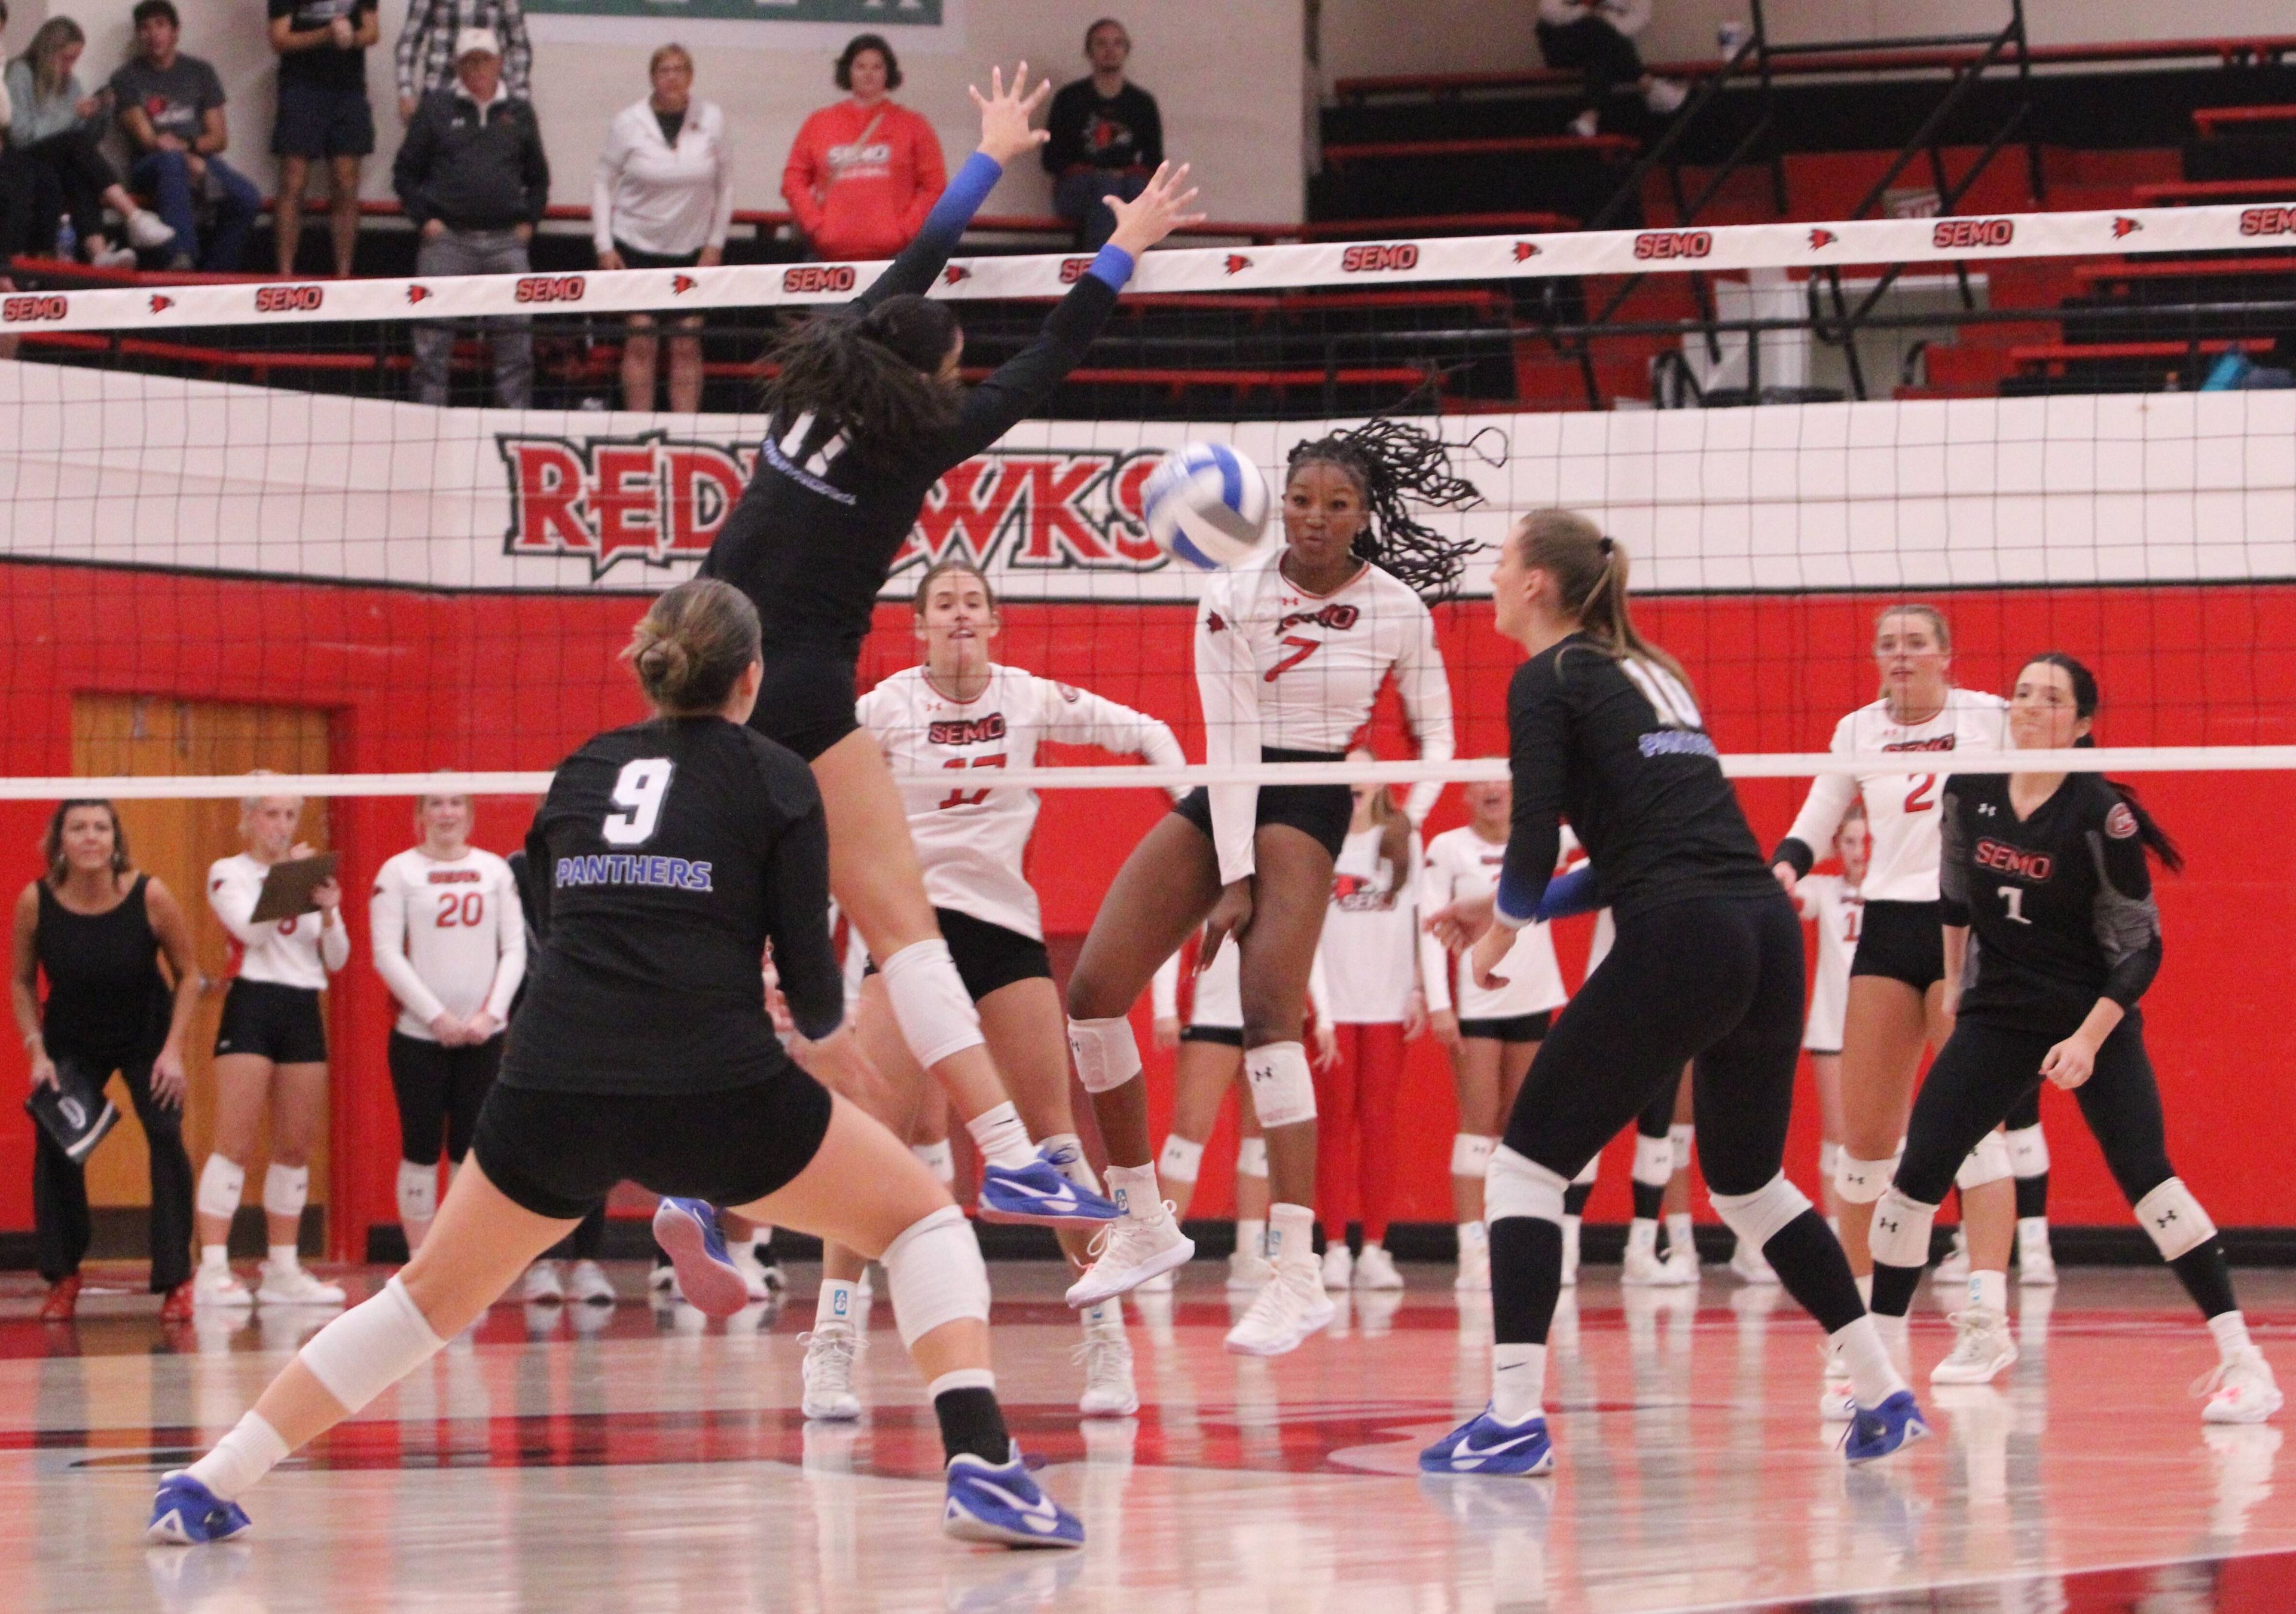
[
  {"x1": 1236, "y1": 1218, "x2": 1266, "y2": 1260},
  {"x1": 2210, "y1": 1310, "x2": 2254, "y2": 1364},
  {"x1": 1158, "y1": 1134, "x2": 1205, "y2": 1184},
  {"x1": 1831, "y1": 1318, "x2": 1907, "y2": 1408},
  {"x1": 1080, "y1": 1300, "x2": 1119, "y2": 1333},
  {"x1": 965, "y1": 1102, "x2": 1036, "y2": 1172},
  {"x1": 1970, "y1": 1268, "x2": 2008, "y2": 1315},
  {"x1": 1491, "y1": 1343, "x2": 1546, "y2": 1424},
  {"x1": 1854, "y1": 1271, "x2": 1873, "y2": 1306},
  {"x1": 815, "y1": 1280, "x2": 857, "y2": 1331},
  {"x1": 912, "y1": 1139, "x2": 955, "y2": 1186},
  {"x1": 267, "y1": 1243, "x2": 299, "y2": 1273},
  {"x1": 1666, "y1": 1212, "x2": 1694, "y2": 1258},
  {"x1": 1106, "y1": 1161, "x2": 1162, "y2": 1222},
  {"x1": 1266, "y1": 1203, "x2": 1314, "y2": 1269},
  {"x1": 1626, "y1": 1219, "x2": 1658, "y2": 1257},
  {"x1": 1362, "y1": 1239, "x2": 1385, "y2": 1255},
  {"x1": 1457, "y1": 1219, "x2": 1488, "y2": 1251},
  {"x1": 200, "y1": 1245, "x2": 229, "y2": 1273},
  {"x1": 184, "y1": 1411, "x2": 289, "y2": 1503}
]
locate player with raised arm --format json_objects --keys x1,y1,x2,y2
[
  {"x1": 1419, "y1": 510, "x2": 1924, "y2": 1478},
  {"x1": 698, "y1": 64, "x2": 1199, "y2": 1229},
  {"x1": 1064, "y1": 420, "x2": 1474, "y2": 1357},
  {"x1": 1860, "y1": 653, "x2": 2277, "y2": 1422},
  {"x1": 148, "y1": 580, "x2": 1085, "y2": 1551}
]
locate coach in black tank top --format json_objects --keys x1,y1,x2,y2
[{"x1": 10, "y1": 801, "x2": 204, "y2": 1320}]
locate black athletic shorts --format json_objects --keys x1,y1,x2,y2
[
  {"x1": 388, "y1": 1030, "x2": 504, "y2": 1164},
  {"x1": 864, "y1": 907, "x2": 1053, "y2": 1002},
  {"x1": 472, "y1": 1073, "x2": 834, "y2": 1221},
  {"x1": 1459, "y1": 1011, "x2": 1552, "y2": 1044},
  {"x1": 1172, "y1": 747, "x2": 1352, "y2": 863},
  {"x1": 271, "y1": 79, "x2": 376, "y2": 159},
  {"x1": 1851, "y1": 898, "x2": 1946, "y2": 991},
  {"x1": 213, "y1": 979, "x2": 327, "y2": 1064},
  {"x1": 750, "y1": 654, "x2": 860, "y2": 763},
  {"x1": 612, "y1": 240, "x2": 703, "y2": 271},
  {"x1": 1181, "y1": 1025, "x2": 1244, "y2": 1047}
]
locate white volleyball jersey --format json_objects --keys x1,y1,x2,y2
[
  {"x1": 1796, "y1": 873, "x2": 1864, "y2": 1051},
  {"x1": 1195, "y1": 549, "x2": 1455, "y2": 885},
  {"x1": 1419, "y1": 824, "x2": 1570, "y2": 1019},
  {"x1": 370, "y1": 846, "x2": 527, "y2": 1040},
  {"x1": 1152, "y1": 936, "x2": 1332, "y2": 1031},
  {"x1": 859, "y1": 664, "x2": 1185, "y2": 941},
  {"x1": 1782, "y1": 689, "x2": 2007, "y2": 903},
  {"x1": 207, "y1": 852, "x2": 351, "y2": 991},
  {"x1": 1319, "y1": 827, "x2": 1422, "y2": 1023}
]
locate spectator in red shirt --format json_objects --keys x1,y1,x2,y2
[{"x1": 780, "y1": 32, "x2": 945, "y2": 262}]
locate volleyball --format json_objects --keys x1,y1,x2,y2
[{"x1": 1141, "y1": 442, "x2": 1271, "y2": 569}]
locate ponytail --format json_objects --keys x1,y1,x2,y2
[
  {"x1": 761, "y1": 295, "x2": 961, "y2": 461},
  {"x1": 1512, "y1": 509, "x2": 1690, "y2": 689},
  {"x1": 626, "y1": 578, "x2": 762, "y2": 714},
  {"x1": 2023, "y1": 651, "x2": 2184, "y2": 873}
]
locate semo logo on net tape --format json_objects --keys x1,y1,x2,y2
[
  {"x1": 515, "y1": 275, "x2": 586, "y2": 304},
  {"x1": 498, "y1": 436, "x2": 1171, "y2": 582},
  {"x1": 1634, "y1": 230, "x2": 1712, "y2": 260},
  {"x1": 2, "y1": 294, "x2": 68, "y2": 323},
  {"x1": 1931, "y1": 216, "x2": 2015, "y2": 249},
  {"x1": 781, "y1": 264, "x2": 856, "y2": 294},
  {"x1": 2239, "y1": 206, "x2": 2296, "y2": 236},
  {"x1": 254, "y1": 284, "x2": 325, "y2": 314},
  {"x1": 1340, "y1": 243, "x2": 1420, "y2": 273}
]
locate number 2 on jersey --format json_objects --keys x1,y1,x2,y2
[
  {"x1": 1904, "y1": 774, "x2": 1938, "y2": 814},
  {"x1": 939, "y1": 754, "x2": 1006, "y2": 809},
  {"x1": 603, "y1": 758, "x2": 674, "y2": 846}
]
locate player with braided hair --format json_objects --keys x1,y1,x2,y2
[{"x1": 1063, "y1": 418, "x2": 1472, "y2": 1356}]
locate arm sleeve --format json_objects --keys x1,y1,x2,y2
[
  {"x1": 1307, "y1": 947, "x2": 1333, "y2": 1026},
  {"x1": 519, "y1": 824, "x2": 554, "y2": 944},
  {"x1": 764, "y1": 767, "x2": 845, "y2": 1041},
  {"x1": 2091, "y1": 811, "x2": 2163, "y2": 1010},
  {"x1": 1041, "y1": 84, "x2": 1081, "y2": 174},
  {"x1": 319, "y1": 909, "x2": 352, "y2": 973},
  {"x1": 1494, "y1": 662, "x2": 1567, "y2": 928},
  {"x1": 1195, "y1": 585, "x2": 1262, "y2": 887},
  {"x1": 1417, "y1": 843, "x2": 1454, "y2": 1013},
  {"x1": 939, "y1": 267, "x2": 1125, "y2": 463},
  {"x1": 781, "y1": 117, "x2": 824, "y2": 237},
  {"x1": 1533, "y1": 862, "x2": 1602, "y2": 922},
  {"x1": 899, "y1": 120, "x2": 947, "y2": 240},
  {"x1": 856, "y1": 148, "x2": 1002, "y2": 307},
  {"x1": 1776, "y1": 718, "x2": 1858, "y2": 875},
  {"x1": 1937, "y1": 783, "x2": 1971, "y2": 927},
  {"x1": 393, "y1": 0, "x2": 426, "y2": 100},
  {"x1": 206, "y1": 861, "x2": 270, "y2": 949},
  {"x1": 1037, "y1": 678, "x2": 1187, "y2": 794},
  {"x1": 707, "y1": 115, "x2": 735, "y2": 249},
  {"x1": 483, "y1": 864, "x2": 527, "y2": 1020},
  {"x1": 499, "y1": 0, "x2": 532, "y2": 99},
  {"x1": 590, "y1": 114, "x2": 627, "y2": 255},
  {"x1": 1152, "y1": 952, "x2": 1179, "y2": 1019},
  {"x1": 368, "y1": 868, "x2": 447, "y2": 1022},
  {"x1": 1394, "y1": 603, "x2": 1456, "y2": 827}
]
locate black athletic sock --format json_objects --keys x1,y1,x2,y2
[
  {"x1": 1869, "y1": 1260, "x2": 1923, "y2": 1320},
  {"x1": 2016, "y1": 1172, "x2": 2050, "y2": 1221},
  {"x1": 1563, "y1": 1181, "x2": 1594, "y2": 1217},
  {"x1": 1761, "y1": 1209, "x2": 1868, "y2": 1334},
  {"x1": 2169, "y1": 1240, "x2": 2239, "y2": 1320},
  {"x1": 1490, "y1": 1217, "x2": 1564, "y2": 1346},
  {"x1": 1630, "y1": 1182, "x2": 1665, "y2": 1221},
  {"x1": 934, "y1": 1387, "x2": 1011, "y2": 1468}
]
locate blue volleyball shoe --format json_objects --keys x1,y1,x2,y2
[
  {"x1": 1842, "y1": 1389, "x2": 1931, "y2": 1464},
  {"x1": 1419, "y1": 1406, "x2": 1555, "y2": 1476},
  {"x1": 976, "y1": 1152, "x2": 1119, "y2": 1228},
  {"x1": 146, "y1": 1472, "x2": 252, "y2": 1545},
  {"x1": 651, "y1": 1198, "x2": 750, "y2": 1319},
  {"x1": 942, "y1": 1447, "x2": 1085, "y2": 1548}
]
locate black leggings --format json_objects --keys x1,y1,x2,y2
[
  {"x1": 24, "y1": 130, "x2": 124, "y2": 250},
  {"x1": 33, "y1": 1051, "x2": 194, "y2": 1291},
  {"x1": 389, "y1": 1031, "x2": 505, "y2": 1164}
]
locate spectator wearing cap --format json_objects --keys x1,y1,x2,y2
[
  {"x1": 392, "y1": 26, "x2": 548, "y2": 408},
  {"x1": 1043, "y1": 17, "x2": 1161, "y2": 251},
  {"x1": 594, "y1": 43, "x2": 731, "y2": 414},
  {"x1": 1535, "y1": 0, "x2": 1685, "y2": 137},
  {"x1": 780, "y1": 32, "x2": 944, "y2": 262},
  {"x1": 111, "y1": 0, "x2": 258, "y2": 271},
  {"x1": 393, "y1": 0, "x2": 528, "y2": 123},
  {"x1": 268, "y1": 0, "x2": 378, "y2": 276}
]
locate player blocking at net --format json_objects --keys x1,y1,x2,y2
[
  {"x1": 1419, "y1": 511, "x2": 1927, "y2": 1477},
  {"x1": 149, "y1": 580, "x2": 1086, "y2": 1551}
]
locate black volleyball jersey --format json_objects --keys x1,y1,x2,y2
[
  {"x1": 501, "y1": 716, "x2": 843, "y2": 1095},
  {"x1": 1939, "y1": 771, "x2": 2163, "y2": 1035},
  {"x1": 1498, "y1": 635, "x2": 1776, "y2": 925}
]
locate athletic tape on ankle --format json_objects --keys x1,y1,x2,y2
[
  {"x1": 1039, "y1": 1133, "x2": 1103, "y2": 1196},
  {"x1": 1708, "y1": 1173, "x2": 1812, "y2": 1254},
  {"x1": 1868, "y1": 1187, "x2": 1937, "y2": 1270},
  {"x1": 1158, "y1": 1134, "x2": 1205, "y2": 1184},
  {"x1": 882, "y1": 1204, "x2": 991, "y2": 1349},
  {"x1": 1818, "y1": 1141, "x2": 1842, "y2": 1182},
  {"x1": 1632, "y1": 1132, "x2": 1673, "y2": 1188},
  {"x1": 1244, "y1": 1041, "x2": 1315, "y2": 1128},
  {"x1": 1668, "y1": 1123, "x2": 1695, "y2": 1170},
  {"x1": 1833, "y1": 1151, "x2": 1896, "y2": 1205},
  {"x1": 1067, "y1": 1015, "x2": 1142, "y2": 1095},
  {"x1": 300, "y1": 1275, "x2": 446, "y2": 1415},
  {"x1": 881, "y1": 939, "x2": 985, "y2": 1069},
  {"x1": 2135, "y1": 1176, "x2": 2218, "y2": 1260},
  {"x1": 1485, "y1": 1145, "x2": 1568, "y2": 1226},
  {"x1": 196, "y1": 1155, "x2": 246, "y2": 1221},
  {"x1": 1955, "y1": 1130, "x2": 2014, "y2": 1190},
  {"x1": 2005, "y1": 1124, "x2": 2050, "y2": 1178},
  {"x1": 1451, "y1": 1133, "x2": 1495, "y2": 1177},
  {"x1": 395, "y1": 1160, "x2": 437, "y2": 1224},
  {"x1": 911, "y1": 1140, "x2": 955, "y2": 1185},
  {"x1": 1235, "y1": 1136, "x2": 1269, "y2": 1179},
  {"x1": 263, "y1": 1162, "x2": 310, "y2": 1220}
]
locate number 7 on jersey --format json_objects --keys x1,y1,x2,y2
[{"x1": 603, "y1": 758, "x2": 675, "y2": 846}]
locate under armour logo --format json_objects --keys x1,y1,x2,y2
[
  {"x1": 1979, "y1": 803, "x2": 1997, "y2": 815},
  {"x1": 2155, "y1": 1209, "x2": 2179, "y2": 1228}
]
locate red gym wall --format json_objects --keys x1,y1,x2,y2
[{"x1": 2, "y1": 562, "x2": 2289, "y2": 1255}]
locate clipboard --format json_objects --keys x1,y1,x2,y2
[{"x1": 251, "y1": 852, "x2": 341, "y2": 923}]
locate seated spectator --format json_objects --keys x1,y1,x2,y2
[
  {"x1": 392, "y1": 27, "x2": 548, "y2": 408},
  {"x1": 594, "y1": 43, "x2": 731, "y2": 414},
  {"x1": 3, "y1": 17, "x2": 175, "y2": 267},
  {"x1": 393, "y1": 0, "x2": 528, "y2": 123},
  {"x1": 268, "y1": 0, "x2": 378, "y2": 277},
  {"x1": 1534, "y1": 0, "x2": 1684, "y2": 137},
  {"x1": 1043, "y1": 17, "x2": 1161, "y2": 251},
  {"x1": 780, "y1": 32, "x2": 944, "y2": 262},
  {"x1": 111, "y1": 0, "x2": 258, "y2": 272},
  {"x1": 2, "y1": 0, "x2": 71, "y2": 276}
]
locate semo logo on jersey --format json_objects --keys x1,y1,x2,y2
[
  {"x1": 1973, "y1": 838, "x2": 2053, "y2": 881},
  {"x1": 497, "y1": 436, "x2": 1170, "y2": 580},
  {"x1": 929, "y1": 714, "x2": 1007, "y2": 746}
]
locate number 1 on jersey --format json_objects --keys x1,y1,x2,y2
[
  {"x1": 1998, "y1": 885, "x2": 2030, "y2": 925},
  {"x1": 603, "y1": 758, "x2": 674, "y2": 846}
]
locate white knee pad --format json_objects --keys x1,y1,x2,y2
[
  {"x1": 196, "y1": 1156, "x2": 246, "y2": 1221},
  {"x1": 1038, "y1": 1134, "x2": 1103, "y2": 1197},
  {"x1": 1868, "y1": 1187, "x2": 1938, "y2": 1270},
  {"x1": 881, "y1": 940, "x2": 985, "y2": 1069},
  {"x1": 1235, "y1": 1136, "x2": 1269, "y2": 1179},
  {"x1": 1632, "y1": 1132, "x2": 1673, "y2": 1188},
  {"x1": 1485, "y1": 1146, "x2": 1568, "y2": 1227},
  {"x1": 882, "y1": 1204, "x2": 992, "y2": 1349},
  {"x1": 1709, "y1": 1173, "x2": 1812, "y2": 1255},
  {"x1": 1667, "y1": 1123, "x2": 1695, "y2": 1173},
  {"x1": 2135, "y1": 1177, "x2": 2218, "y2": 1261},
  {"x1": 1955, "y1": 1131, "x2": 2014, "y2": 1191},
  {"x1": 264, "y1": 1163, "x2": 310, "y2": 1221},
  {"x1": 2006, "y1": 1124, "x2": 2050, "y2": 1178},
  {"x1": 300, "y1": 1275, "x2": 446, "y2": 1416},
  {"x1": 1451, "y1": 1133, "x2": 1495, "y2": 1178},
  {"x1": 1067, "y1": 1014, "x2": 1142, "y2": 1095},
  {"x1": 1244, "y1": 1041, "x2": 1315, "y2": 1129},
  {"x1": 911, "y1": 1139, "x2": 955, "y2": 1187},
  {"x1": 1834, "y1": 1151, "x2": 1898, "y2": 1205},
  {"x1": 1158, "y1": 1134, "x2": 1205, "y2": 1184},
  {"x1": 395, "y1": 1160, "x2": 437, "y2": 1225},
  {"x1": 1572, "y1": 1154, "x2": 1600, "y2": 1187}
]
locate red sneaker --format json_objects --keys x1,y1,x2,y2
[
  {"x1": 38, "y1": 1274, "x2": 81, "y2": 1322},
  {"x1": 158, "y1": 1280, "x2": 196, "y2": 1324}
]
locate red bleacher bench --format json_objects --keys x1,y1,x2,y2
[
  {"x1": 2072, "y1": 255, "x2": 2296, "y2": 291},
  {"x1": 2192, "y1": 105, "x2": 2296, "y2": 136},
  {"x1": 2130, "y1": 178, "x2": 2296, "y2": 204},
  {"x1": 2009, "y1": 338, "x2": 2273, "y2": 373},
  {"x1": 1321, "y1": 134, "x2": 1637, "y2": 167}
]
